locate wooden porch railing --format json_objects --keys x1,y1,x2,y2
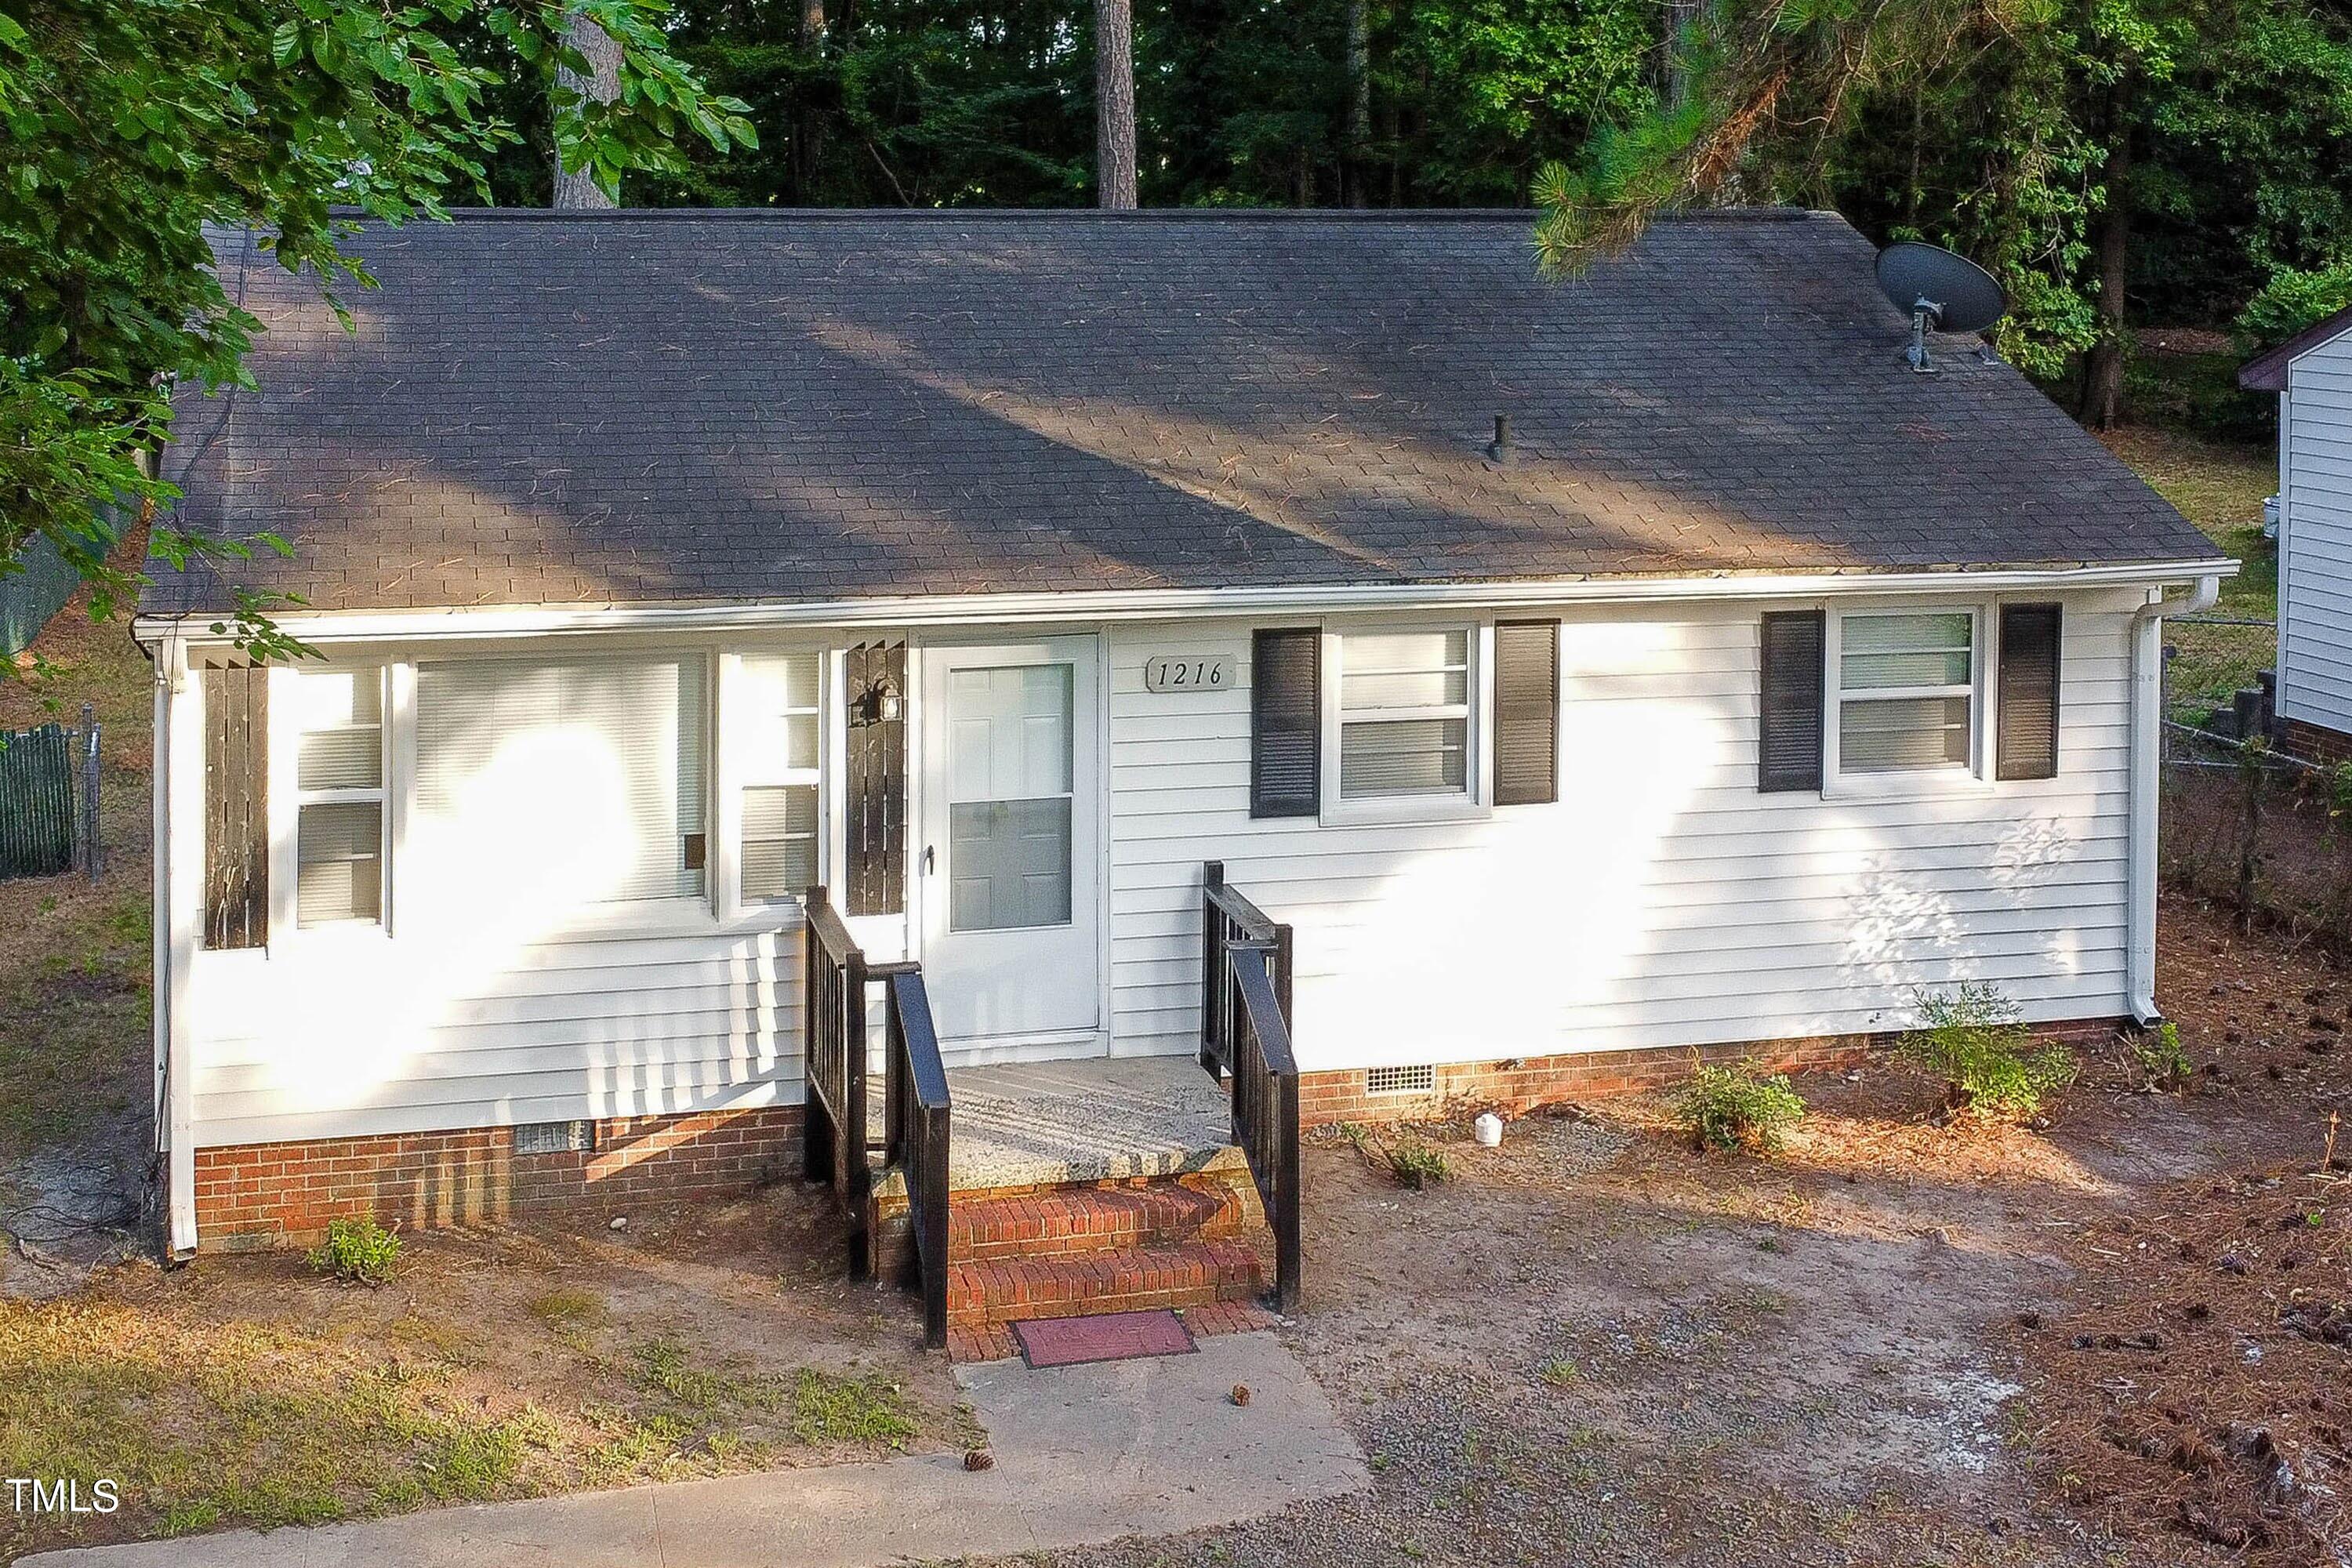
[
  {"x1": 1200, "y1": 860, "x2": 1302, "y2": 1314},
  {"x1": 880, "y1": 964, "x2": 953, "y2": 1349},
  {"x1": 803, "y1": 888, "x2": 953, "y2": 1348},
  {"x1": 802, "y1": 887, "x2": 870, "y2": 1267}
]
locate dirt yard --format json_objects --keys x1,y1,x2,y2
[
  {"x1": 0, "y1": 1185, "x2": 973, "y2": 1560},
  {"x1": 1000, "y1": 893, "x2": 2350, "y2": 1568}
]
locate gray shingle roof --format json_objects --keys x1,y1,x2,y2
[{"x1": 147, "y1": 208, "x2": 2217, "y2": 616}]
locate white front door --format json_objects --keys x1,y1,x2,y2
[{"x1": 918, "y1": 637, "x2": 1102, "y2": 1054}]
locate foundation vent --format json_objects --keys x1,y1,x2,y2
[
  {"x1": 1367, "y1": 1063, "x2": 1437, "y2": 1097},
  {"x1": 514, "y1": 1120, "x2": 595, "y2": 1156}
]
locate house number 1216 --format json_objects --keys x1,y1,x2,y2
[{"x1": 1142, "y1": 655, "x2": 1233, "y2": 693}]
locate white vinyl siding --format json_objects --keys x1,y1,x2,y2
[
  {"x1": 2277, "y1": 332, "x2": 2352, "y2": 735},
  {"x1": 1105, "y1": 596, "x2": 2137, "y2": 1070},
  {"x1": 411, "y1": 655, "x2": 709, "y2": 920},
  {"x1": 291, "y1": 666, "x2": 387, "y2": 927}
]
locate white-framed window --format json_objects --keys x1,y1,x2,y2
[
  {"x1": 408, "y1": 653, "x2": 710, "y2": 924},
  {"x1": 290, "y1": 664, "x2": 387, "y2": 927},
  {"x1": 1325, "y1": 626, "x2": 1480, "y2": 811},
  {"x1": 1830, "y1": 608, "x2": 1980, "y2": 778},
  {"x1": 735, "y1": 652, "x2": 822, "y2": 906}
]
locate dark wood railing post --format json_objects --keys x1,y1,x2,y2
[
  {"x1": 841, "y1": 946, "x2": 869, "y2": 1204},
  {"x1": 1200, "y1": 860, "x2": 1225, "y2": 1074}
]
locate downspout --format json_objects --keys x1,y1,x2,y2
[
  {"x1": 154, "y1": 629, "x2": 200, "y2": 1260},
  {"x1": 2126, "y1": 573, "x2": 2221, "y2": 1025}
]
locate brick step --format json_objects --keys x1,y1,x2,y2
[
  {"x1": 947, "y1": 1181, "x2": 1258, "y2": 1263},
  {"x1": 945, "y1": 1240, "x2": 1266, "y2": 1330}
]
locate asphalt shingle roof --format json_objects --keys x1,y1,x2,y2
[{"x1": 147, "y1": 207, "x2": 2218, "y2": 616}]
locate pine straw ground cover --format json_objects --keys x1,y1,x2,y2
[
  {"x1": 2015, "y1": 1156, "x2": 2350, "y2": 1565},
  {"x1": 0, "y1": 1193, "x2": 974, "y2": 1559}
]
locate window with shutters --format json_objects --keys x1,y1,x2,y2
[
  {"x1": 735, "y1": 652, "x2": 822, "y2": 905},
  {"x1": 1828, "y1": 609, "x2": 1983, "y2": 782},
  {"x1": 291, "y1": 665, "x2": 387, "y2": 927},
  {"x1": 409, "y1": 654, "x2": 710, "y2": 926},
  {"x1": 1319, "y1": 626, "x2": 1485, "y2": 821}
]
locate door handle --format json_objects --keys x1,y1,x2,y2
[{"x1": 923, "y1": 844, "x2": 935, "y2": 874}]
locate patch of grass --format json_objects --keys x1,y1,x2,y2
[
  {"x1": 628, "y1": 1340, "x2": 917, "y2": 1451},
  {"x1": 1903, "y1": 984, "x2": 2078, "y2": 1120},
  {"x1": 2101, "y1": 425, "x2": 2277, "y2": 617},
  {"x1": 1538, "y1": 1357, "x2": 1580, "y2": 1387},
  {"x1": 1675, "y1": 1062, "x2": 1806, "y2": 1152},
  {"x1": 0, "y1": 1281, "x2": 938, "y2": 1559},
  {"x1": 306, "y1": 1217, "x2": 402, "y2": 1286},
  {"x1": 528, "y1": 1287, "x2": 605, "y2": 1333}
]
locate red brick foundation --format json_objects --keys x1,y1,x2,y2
[
  {"x1": 2276, "y1": 717, "x2": 2352, "y2": 769},
  {"x1": 1298, "y1": 1021, "x2": 2122, "y2": 1127},
  {"x1": 192, "y1": 1105, "x2": 803, "y2": 1252}
]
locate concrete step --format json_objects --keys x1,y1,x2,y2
[
  {"x1": 946, "y1": 1239, "x2": 1267, "y2": 1330},
  {"x1": 948, "y1": 1178, "x2": 1259, "y2": 1264}
]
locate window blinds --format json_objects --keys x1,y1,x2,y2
[{"x1": 413, "y1": 655, "x2": 708, "y2": 914}]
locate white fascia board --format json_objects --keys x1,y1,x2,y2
[{"x1": 133, "y1": 558, "x2": 2240, "y2": 648}]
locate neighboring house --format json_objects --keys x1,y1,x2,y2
[
  {"x1": 139, "y1": 209, "x2": 2227, "y2": 1304},
  {"x1": 2241, "y1": 305, "x2": 2352, "y2": 765}
]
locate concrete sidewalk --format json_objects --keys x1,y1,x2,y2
[{"x1": 27, "y1": 1332, "x2": 1367, "y2": 1568}]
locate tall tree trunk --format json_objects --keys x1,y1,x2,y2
[
  {"x1": 2078, "y1": 78, "x2": 2133, "y2": 430},
  {"x1": 1345, "y1": 0, "x2": 1370, "y2": 207},
  {"x1": 1665, "y1": 0, "x2": 1700, "y2": 107},
  {"x1": 794, "y1": 0, "x2": 828, "y2": 201},
  {"x1": 553, "y1": 9, "x2": 623, "y2": 209},
  {"x1": 1095, "y1": 0, "x2": 1138, "y2": 208}
]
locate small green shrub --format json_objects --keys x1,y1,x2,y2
[
  {"x1": 1385, "y1": 1136, "x2": 1451, "y2": 1189},
  {"x1": 305, "y1": 1216, "x2": 401, "y2": 1285},
  {"x1": 1903, "y1": 984, "x2": 2077, "y2": 1119},
  {"x1": 1675, "y1": 1062, "x2": 1806, "y2": 1152},
  {"x1": 2132, "y1": 1020, "x2": 2194, "y2": 1093}
]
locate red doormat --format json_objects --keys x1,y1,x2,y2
[{"x1": 1013, "y1": 1309, "x2": 1199, "y2": 1369}]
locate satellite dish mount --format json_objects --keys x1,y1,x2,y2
[{"x1": 1874, "y1": 242, "x2": 2006, "y2": 375}]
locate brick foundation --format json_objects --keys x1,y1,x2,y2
[
  {"x1": 1298, "y1": 1020, "x2": 2123, "y2": 1127},
  {"x1": 2277, "y1": 717, "x2": 2352, "y2": 769},
  {"x1": 192, "y1": 1105, "x2": 803, "y2": 1252}
]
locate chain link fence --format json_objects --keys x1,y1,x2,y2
[{"x1": 2161, "y1": 719, "x2": 2352, "y2": 942}]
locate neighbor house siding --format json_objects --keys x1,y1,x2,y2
[
  {"x1": 2278, "y1": 332, "x2": 2352, "y2": 739},
  {"x1": 1104, "y1": 593, "x2": 2139, "y2": 1072}
]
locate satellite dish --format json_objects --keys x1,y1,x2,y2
[{"x1": 1875, "y1": 241, "x2": 2005, "y2": 373}]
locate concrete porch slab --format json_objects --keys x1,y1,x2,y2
[
  {"x1": 26, "y1": 1332, "x2": 1368, "y2": 1568},
  {"x1": 945, "y1": 1056, "x2": 1242, "y2": 1190}
]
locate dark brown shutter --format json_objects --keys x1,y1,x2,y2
[
  {"x1": 1997, "y1": 603, "x2": 2063, "y2": 781},
  {"x1": 844, "y1": 641, "x2": 907, "y2": 915},
  {"x1": 1250, "y1": 628, "x2": 1320, "y2": 818},
  {"x1": 1493, "y1": 620, "x2": 1559, "y2": 806},
  {"x1": 1758, "y1": 610, "x2": 1825, "y2": 793},
  {"x1": 202, "y1": 665, "x2": 269, "y2": 949}
]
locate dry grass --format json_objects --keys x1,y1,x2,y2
[
  {"x1": 0, "y1": 1201, "x2": 967, "y2": 1559},
  {"x1": 0, "y1": 528, "x2": 156, "y2": 1164}
]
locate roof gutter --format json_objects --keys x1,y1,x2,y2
[
  {"x1": 2126, "y1": 572, "x2": 2223, "y2": 1027},
  {"x1": 132, "y1": 557, "x2": 2239, "y2": 648}
]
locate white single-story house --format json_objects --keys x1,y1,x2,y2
[
  {"x1": 2241, "y1": 303, "x2": 2352, "y2": 764},
  {"x1": 140, "y1": 209, "x2": 2227, "y2": 1326}
]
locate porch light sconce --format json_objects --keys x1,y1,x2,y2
[{"x1": 857, "y1": 678, "x2": 903, "y2": 726}]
